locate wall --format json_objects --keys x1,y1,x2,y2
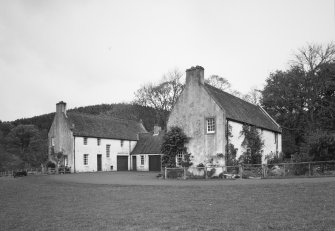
[
  {"x1": 167, "y1": 70, "x2": 226, "y2": 166},
  {"x1": 228, "y1": 120, "x2": 282, "y2": 164},
  {"x1": 74, "y1": 136, "x2": 136, "y2": 172},
  {"x1": 134, "y1": 154, "x2": 162, "y2": 171},
  {"x1": 48, "y1": 110, "x2": 74, "y2": 172}
]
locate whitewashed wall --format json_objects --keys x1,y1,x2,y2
[
  {"x1": 74, "y1": 136, "x2": 137, "y2": 172},
  {"x1": 228, "y1": 121, "x2": 281, "y2": 164},
  {"x1": 134, "y1": 154, "x2": 162, "y2": 171}
]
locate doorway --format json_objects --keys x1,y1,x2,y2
[{"x1": 97, "y1": 154, "x2": 102, "y2": 171}]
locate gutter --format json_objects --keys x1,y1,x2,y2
[{"x1": 73, "y1": 136, "x2": 76, "y2": 173}]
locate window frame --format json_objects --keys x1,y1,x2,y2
[
  {"x1": 106, "y1": 144, "x2": 110, "y2": 158},
  {"x1": 176, "y1": 151, "x2": 184, "y2": 167},
  {"x1": 140, "y1": 155, "x2": 144, "y2": 165},
  {"x1": 83, "y1": 137, "x2": 88, "y2": 145},
  {"x1": 83, "y1": 154, "x2": 89, "y2": 165},
  {"x1": 206, "y1": 117, "x2": 216, "y2": 134}
]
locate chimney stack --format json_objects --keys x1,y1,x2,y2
[
  {"x1": 153, "y1": 125, "x2": 161, "y2": 135},
  {"x1": 186, "y1": 66, "x2": 204, "y2": 86},
  {"x1": 56, "y1": 101, "x2": 67, "y2": 116}
]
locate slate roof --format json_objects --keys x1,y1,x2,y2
[
  {"x1": 131, "y1": 131, "x2": 165, "y2": 154},
  {"x1": 67, "y1": 112, "x2": 147, "y2": 140},
  {"x1": 204, "y1": 83, "x2": 281, "y2": 133}
]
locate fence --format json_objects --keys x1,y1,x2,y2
[
  {"x1": 163, "y1": 160, "x2": 335, "y2": 180},
  {"x1": 0, "y1": 167, "x2": 60, "y2": 177}
]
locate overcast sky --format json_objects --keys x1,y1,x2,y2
[{"x1": 0, "y1": 0, "x2": 334, "y2": 121}]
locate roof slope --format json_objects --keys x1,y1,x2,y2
[
  {"x1": 67, "y1": 112, "x2": 147, "y2": 140},
  {"x1": 131, "y1": 132, "x2": 165, "y2": 154},
  {"x1": 204, "y1": 84, "x2": 281, "y2": 133}
]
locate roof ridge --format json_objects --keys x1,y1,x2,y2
[{"x1": 67, "y1": 112, "x2": 142, "y2": 124}]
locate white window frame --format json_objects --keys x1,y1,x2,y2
[
  {"x1": 176, "y1": 152, "x2": 184, "y2": 167},
  {"x1": 83, "y1": 154, "x2": 89, "y2": 165},
  {"x1": 140, "y1": 155, "x2": 144, "y2": 165},
  {"x1": 83, "y1": 137, "x2": 88, "y2": 145},
  {"x1": 206, "y1": 118, "x2": 216, "y2": 134},
  {"x1": 106, "y1": 144, "x2": 110, "y2": 158}
]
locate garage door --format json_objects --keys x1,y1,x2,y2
[
  {"x1": 117, "y1": 156, "x2": 128, "y2": 171},
  {"x1": 149, "y1": 155, "x2": 161, "y2": 171}
]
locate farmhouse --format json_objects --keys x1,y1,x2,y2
[
  {"x1": 167, "y1": 66, "x2": 282, "y2": 166},
  {"x1": 48, "y1": 101, "x2": 149, "y2": 172}
]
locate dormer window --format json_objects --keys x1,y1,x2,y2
[
  {"x1": 83, "y1": 137, "x2": 88, "y2": 145},
  {"x1": 206, "y1": 118, "x2": 215, "y2": 134}
]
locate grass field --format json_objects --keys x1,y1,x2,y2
[{"x1": 1, "y1": 173, "x2": 335, "y2": 231}]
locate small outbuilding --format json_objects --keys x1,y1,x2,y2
[{"x1": 131, "y1": 126, "x2": 164, "y2": 171}]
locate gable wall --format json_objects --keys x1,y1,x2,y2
[
  {"x1": 168, "y1": 81, "x2": 226, "y2": 165},
  {"x1": 48, "y1": 113, "x2": 74, "y2": 171}
]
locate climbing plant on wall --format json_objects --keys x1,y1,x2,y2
[
  {"x1": 239, "y1": 124, "x2": 264, "y2": 164},
  {"x1": 226, "y1": 123, "x2": 238, "y2": 166},
  {"x1": 161, "y1": 126, "x2": 191, "y2": 167}
]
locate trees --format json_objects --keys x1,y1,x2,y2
[
  {"x1": 161, "y1": 126, "x2": 190, "y2": 167},
  {"x1": 133, "y1": 69, "x2": 184, "y2": 128},
  {"x1": 205, "y1": 75, "x2": 231, "y2": 91},
  {"x1": 262, "y1": 42, "x2": 335, "y2": 158},
  {"x1": 5, "y1": 124, "x2": 47, "y2": 167},
  {"x1": 239, "y1": 125, "x2": 264, "y2": 164}
]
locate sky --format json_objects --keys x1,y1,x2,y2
[{"x1": 0, "y1": 0, "x2": 334, "y2": 121}]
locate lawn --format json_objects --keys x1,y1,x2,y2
[{"x1": 0, "y1": 173, "x2": 335, "y2": 231}]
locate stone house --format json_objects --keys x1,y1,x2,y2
[
  {"x1": 167, "y1": 66, "x2": 282, "y2": 166},
  {"x1": 48, "y1": 101, "x2": 150, "y2": 172}
]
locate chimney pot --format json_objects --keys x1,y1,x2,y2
[
  {"x1": 186, "y1": 65, "x2": 204, "y2": 86},
  {"x1": 56, "y1": 101, "x2": 67, "y2": 116}
]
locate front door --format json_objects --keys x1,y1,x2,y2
[
  {"x1": 132, "y1": 156, "x2": 137, "y2": 171},
  {"x1": 97, "y1": 154, "x2": 102, "y2": 171}
]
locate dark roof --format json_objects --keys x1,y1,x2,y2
[
  {"x1": 67, "y1": 112, "x2": 147, "y2": 140},
  {"x1": 204, "y1": 84, "x2": 281, "y2": 133},
  {"x1": 131, "y1": 131, "x2": 165, "y2": 154}
]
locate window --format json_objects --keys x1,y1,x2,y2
[
  {"x1": 106, "y1": 144, "x2": 110, "y2": 158},
  {"x1": 97, "y1": 138, "x2": 101, "y2": 146},
  {"x1": 83, "y1": 137, "x2": 88, "y2": 145},
  {"x1": 140, "y1": 155, "x2": 144, "y2": 165},
  {"x1": 274, "y1": 133, "x2": 278, "y2": 144},
  {"x1": 206, "y1": 118, "x2": 215, "y2": 133},
  {"x1": 120, "y1": 140, "x2": 124, "y2": 147},
  {"x1": 83, "y1": 154, "x2": 88, "y2": 165},
  {"x1": 51, "y1": 138, "x2": 55, "y2": 146},
  {"x1": 176, "y1": 152, "x2": 183, "y2": 167}
]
